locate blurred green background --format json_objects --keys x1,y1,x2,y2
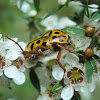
[{"x1": 0, "y1": 0, "x2": 100, "y2": 100}]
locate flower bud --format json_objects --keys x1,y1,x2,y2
[
  {"x1": 28, "y1": 10, "x2": 37, "y2": 17},
  {"x1": 85, "y1": 26, "x2": 95, "y2": 37},
  {"x1": 58, "y1": 0, "x2": 67, "y2": 5},
  {"x1": 85, "y1": 48, "x2": 94, "y2": 58}
]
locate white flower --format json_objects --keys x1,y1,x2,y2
[
  {"x1": 4, "y1": 65, "x2": 25, "y2": 85},
  {"x1": 51, "y1": 49, "x2": 96, "y2": 100},
  {"x1": 13, "y1": 72, "x2": 25, "y2": 85},
  {"x1": 0, "y1": 37, "x2": 12, "y2": 76},
  {"x1": 93, "y1": 47, "x2": 100, "y2": 57},
  {"x1": 39, "y1": 52, "x2": 57, "y2": 64},
  {"x1": 17, "y1": 0, "x2": 37, "y2": 16},
  {"x1": 4, "y1": 65, "x2": 19, "y2": 78},
  {"x1": 75, "y1": 36, "x2": 91, "y2": 51},
  {"x1": 40, "y1": 15, "x2": 77, "y2": 30},
  {"x1": 52, "y1": 67, "x2": 64, "y2": 81},
  {"x1": 62, "y1": 52, "x2": 79, "y2": 66},
  {"x1": 40, "y1": 15, "x2": 58, "y2": 30},
  {"x1": 0, "y1": 35, "x2": 26, "y2": 85},
  {"x1": 5, "y1": 37, "x2": 18, "y2": 47},
  {"x1": 80, "y1": 81, "x2": 96, "y2": 99},
  {"x1": 37, "y1": 93, "x2": 54, "y2": 100},
  {"x1": 5, "y1": 41, "x2": 26, "y2": 60},
  {"x1": 88, "y1": 4, "x2": 98, "y2": 15},
  {"x1": 58, "y1": 0, "x2": 67, "y2": 5},
  {"x1": 81, "y1": 4, "x2": 99, "y2": 30},
  {"x1": 35, "y1": 66, "x2": 54, "y2": 89},
  {"x1": 58, "y1": 17, "x2": 77, "y2": 29},
  {"x1": 17, "y1": 1, "x2": 30, "y2": 13},
  {"x1": 82, "y1": 17, "x2": 100, "y2": 30},
  {"x1": 61, "y1": 86, "x2": 74, "y2": 100},
  {"x1": 68, "y1": 1, "x2": 84, "y2": 15}
]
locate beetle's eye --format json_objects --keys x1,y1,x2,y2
[{"x1": 67, "y1": 36, "x2": 71, "y2": 45}]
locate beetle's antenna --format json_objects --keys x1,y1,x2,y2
[{"x1": 5, "y1": 36, "x2": 24, "y2": 52}]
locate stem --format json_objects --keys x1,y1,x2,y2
[
  {"x1": 33, "y1": 21, "x2": 43, "y2": 33},
  {"x1": 96, "y1": 28, "x2": 100, "y2": 36}
]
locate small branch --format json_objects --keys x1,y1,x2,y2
[
  {"x1": 96, "y1": 28, "x2": 100, "y2": 36},
  {"x1": 33, "y1": 21, "x2": 43, "y2": 33},
  {"x1": 71, "y1": 0, "x2": 99, "y2": 5},
  {"x1": 88, "y1": 39, "x2": 94, "y2": 49}
]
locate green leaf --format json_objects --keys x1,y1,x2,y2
[
  {"x1": 71, "y1": 92, "x2": 81, "y2": 100},
  {"x1": 85, "y1": 0, "x2": 89, "y2": 18},
  {"x1": 93, "y1": 36, "x2": 98, "y2": 47},
  {"x1": 93, "y1": 55, "x2": 100, "y2": 63},
  {"x1": 76, "y1": 50, "x2": 84, "y2": 54},
  {"x1": 20, "y1": 0, "x2": 24, "y2": 8},
  {"x1": 90, "y1": 58, "x2": 98, "y2": 73},
  {"x1": 93, "y1": 55, "x2": 100, "y2": 60},
  {"x1": 29, "y1": 69, "x2": 40, "y2": 93},
  {"x1": 62, "y1": 26, "x2": 85, "y2": 36},
  {"x1": 90, "y1": 10, "x2": 100, "y2": 21},
  {"x1": 44, "y1": 5, "x2": 64, "y2": 19},
  {"x1": 48, "y1": 81, "x2": 63, "y2": 92},
  {"x1": 34, "y1": 0, "x2": 40, "y2": 12},
  {"x1": 85, "y1": 59, "x2": 93, "y2": 83}
]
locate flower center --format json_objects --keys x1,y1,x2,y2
[
  {"x1": 74, "y1": 74, "x2": 79, "y2": 79},
  {"x1": 0, "y1": 55, "x2": 5, "y2": 69},
  {"x1": 67, "y1": 67, "x2": 84, "y2": 84},
  {"x1": 12, "y1": 58, "x2": 23, "y2": 69}
]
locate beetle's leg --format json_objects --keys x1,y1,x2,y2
[
  {"x1": 56, "y1": 44, "x2": 83, "y2": 56},
  {"x1": 23, "y1": 51, "x2": 45, "y2": 56},
  {"x1": 57, "y1": 50, "x2": 66, "y2": 73},
  {"x1": 57, "y1": 50, "x2": 66, "y2": 86}
]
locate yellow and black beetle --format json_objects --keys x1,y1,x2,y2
[{"x1": 6, "y1": 30, "x2": 83, "y2": 72}]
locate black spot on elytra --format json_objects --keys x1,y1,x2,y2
[
  {"x1": 63, "y1": 36, "x2": 66, "y2": 39},
  {"x1": 31, "y1": 43, "x2": 34, "y2": 50},
  {"x1": 49, "y1": 31, "x2": 52, "y2": 37},
  {"x1": 36, "y1": 40, "x2": 40, "y2": 44},
  {"x1": 42, "y1": 42, "x2": 46, "y2": 46},
  {"x1": 58, "y1": 36, "x2": 62, "y2": 38},
  {"x1": 58, "y1": 36, "x2": 66, "y2": 39},
  {"x1": 49, "y1": 31, "x2": 52, "y2": 34},
  {"x1": 52, "y1": 36, "x2": 57, "y2": 39},
  {"x1": 55, "y1": 32, "x2": 59, "y2": 34}
]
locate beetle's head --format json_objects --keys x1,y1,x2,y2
[{"x1": 67, "y1": 35, "x2": 75, "y2": 49}]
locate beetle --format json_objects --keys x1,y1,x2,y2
[{"x1": 6, "y1": 30, "x2": 83, "y2": 72}]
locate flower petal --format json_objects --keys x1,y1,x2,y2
[
  {"x1": 4, "y1": 65, "x2": 19, "y2": 78},
  {"x1": 52, "y1": 67, "x2": 64, "y2": 80},
  {"x1": 5, "y1": 49, "x2": 21, "y2": 60},
  {"x1": 37, "y1": 93, "x2": 53, "y2": 100},
  {"x1": 58, "y1": 0, "x2": 67, "y2": 5},
  {"x1": 88, "y1": 81, "x2": 96, "y2": 92},
  {"x1": 61, "y1": 86, "x2": 74, "y2": 100},
  {"x1": 13, "y1": 72, "x2": 25, "y2": 85},
  {"x1": 64, "y1": 53, "x2": 79, "y2": 66},
  {"x1": 18, "y1": 42, "x2": 27, "y2": 50}
]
